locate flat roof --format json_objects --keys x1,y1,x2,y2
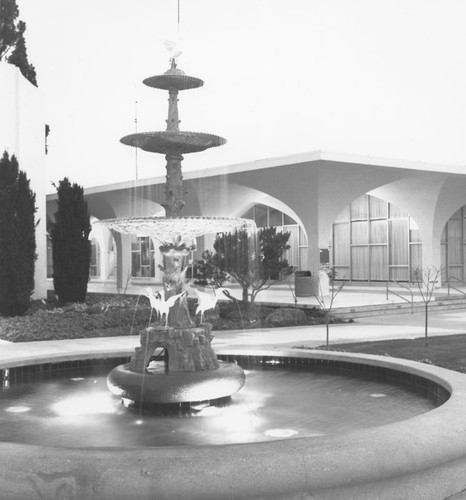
[{"x1": 46, "y1": 149, "x2": 466, "y2": 198}]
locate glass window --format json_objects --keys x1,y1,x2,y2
[
  {"x1": 351, "y1": 195, "x2": 368, "y2": 220},
  {"x1": 89, "y1": 239, "x2": 100, "y2": 278},
  {"x1": 351, "y1": 246, "x2": 369, "y2": 280},
  {"x1": 369, "y1": 196, "x2": 388, "y2": 219},
  {"x1": 410, "y1": 244, "x2": 422, "y2": 280},
  {"x1": 108, "y1": 239, "x2": 116, "y2": 279},
  {"x1": 46, "y1": 235, "x2": 53, "y2": 278},
  {"x1": 254, "y1": 204, "x2": 268, "y2": 227},
  {"x1": 239, "y1": 204, "x2": 307, "y2": 270},
  {"x1": 389, "y1": 204, "x2": 407, "y2": 219},
  {"x1": 351, "y1": 221, "x2": 368, "y2": 245},
  {"x1": 447, "y1": 219, "x2": 462, "y2": 266},
  {"x1": 335, "y1": 204, "x2": 350, "y2": 222},
  {"x1": 283, "y1": 213, "x2": 297, "y2": 225},
  {"x1": 390, "y1": 266, "x2": 409, "y2": 281},
  {"x1": 269, "y1": 207, "x2": 282, "y2": 226},
  {"x1": 389, "y1": 219, "x2": 408, "y2": 265},
  {"x1": 333, "y1": 195, "x2": 420, "y2": 282},
  {"x1": 370, "y1": 220, "x2": 387, "y2": 244},
  {"x1": 370, "y1": 246, "x2": 388, "y2": 281},
  {"x1": 333, "y1": 223, "x2": 350, "y2": 266},
  {"x1": 131, "y1": 236, "x2": 155, "y2": 278}
]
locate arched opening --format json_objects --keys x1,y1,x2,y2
[
  {"x1": 441, "y1": 206, "x2": 466, "y2": 283},
  {"x1": 240, "y1": 203, "x2": 308, "y2": 270},
  {"x1": 89, "y1": 237, "x2": 100, "y2": 278},
  {"x1": 107, "y1": 236, "x2": 117, "y2": 280},
  {"x1": 330, "y1": 194, "x2": 422, "y2": 282},
  {"x1": 130, "y1": 235, "x2": 161, "y2": 280}
]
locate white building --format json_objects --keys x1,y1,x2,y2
[
  {"x1": 46, "y1": 150, "x2": 466, "y2": 290},
  {"x1": 0, "y1": 62, "x2": 47, "y2": 299}
]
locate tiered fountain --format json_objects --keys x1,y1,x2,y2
[
  {"x1": 98, "y1": 56, "x2": 250, "y2": 407},
  {"x1": 0, "y1": 55, "x2": 463, "y2": 500}
]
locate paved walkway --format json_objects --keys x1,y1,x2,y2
[
  {"x1": 4, "y1": 280, "x2": 462, "y2": 354},
  {"x1": 212, "y1": 308, "x2": 466, "y2": 349},
  {"x1": 82, "y1": 279, "x2": 458, "y2": 309},
  {"x1": 1, "y1": 308, "x2": 466, "y2": 357}
]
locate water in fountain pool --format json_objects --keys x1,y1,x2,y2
[{"x1": 0, "y1": 362, "x2": 437, "y2": 448}]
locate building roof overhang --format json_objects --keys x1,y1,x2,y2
[{"x1": 46, "y1": 150, "x2": 466, "y2": 200}]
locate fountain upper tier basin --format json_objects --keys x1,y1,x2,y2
[
  {"x1": 1, "y1": 341, "x2": 466, "y2": 499},
  {"x1": 143, "y1": 65, "x2": 204, "y2": 91}
]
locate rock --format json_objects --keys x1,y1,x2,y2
[{"x1": 265, "y1": 308, "x2": 306, "y2": 327}]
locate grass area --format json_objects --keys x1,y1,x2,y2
[{"x1": 311, "y1": 335, "x2": 466, "y2": 373}]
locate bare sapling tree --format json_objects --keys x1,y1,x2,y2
[
  {"x1": 313, "y1": 270, "x2": 345, "y2": 347},
  {"x1": 413, "y1": 266, "x2": 441, "y2": 347}
]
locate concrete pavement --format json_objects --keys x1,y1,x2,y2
[
  {"x1": 1, "y1": 307, "x2": 465, "y2": 356},
  {"x1": 9, "y1": 280, "x2": 464, "y2": 352}
]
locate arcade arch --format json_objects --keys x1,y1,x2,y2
[
  {"x1": 441, "y1": 205, "x2": 466, "y2": 283},
  {"x1": 330, "y1": 194, "x2": 422, "y2": 282},
  {"x1": 240, "y1": 203, "x2": 308, "y2": 269}
]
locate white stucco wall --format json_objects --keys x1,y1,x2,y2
[{"x1": 0, "y1": 62, "x2": 47, "y2": 299}]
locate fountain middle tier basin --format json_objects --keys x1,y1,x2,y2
[
  {"x1": 120, "y1": 130, "x2": 226, "y2": 154},
  {"x1": 107, "y1": 360, "x2": 245, "y2": 405}
]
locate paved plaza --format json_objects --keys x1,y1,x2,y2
[{"x1": 3, "y1": 283, "x2": 466, "y2": 353}]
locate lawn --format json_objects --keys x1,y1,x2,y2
[{"x1": 316, "y1": 335, "x2": 466, "y2": 373}]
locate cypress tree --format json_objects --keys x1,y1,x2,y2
[
  {"x1": 0, "y1": 151, "x2": 37, "y2": 316},
  {"x1": 51, "y1": 178, "x2": 91, "y2": 304}
]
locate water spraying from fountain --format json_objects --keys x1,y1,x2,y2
[{"x1": 97, "y1": 55, "x2": 250, "y2": 408}]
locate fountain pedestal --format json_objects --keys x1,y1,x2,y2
[{"x1": 129, "y1": 324, "x2": 219, "y2": 373}]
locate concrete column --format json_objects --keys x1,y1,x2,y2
[{"x1": 421, "y1": 229, "x2": 442, "y2": 272}]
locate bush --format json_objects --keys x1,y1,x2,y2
[
  {"x1": 0, "y1": 152, "x2": 36, "y2": 316},
  {"x1": 51, "y1": 178, "x2": 91, "y2": 304}
]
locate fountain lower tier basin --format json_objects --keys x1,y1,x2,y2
[
  {"x1": 107, "y1": 360, "x2": 245, "y2": 405},
  {"x1": 1, "y1": 343, "x2": 466, "y2": 499}
]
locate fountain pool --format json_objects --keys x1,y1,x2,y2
[
  {"x1": 1, "y1": 342, "x2": 466, "y2": 499},
  {"x1": 0, "y1": 356, "x2": 437, "y2": 448}
]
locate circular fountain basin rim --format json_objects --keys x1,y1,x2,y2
[{"x1": 1, "y1": 339, "x2": 466, "y2": 499}]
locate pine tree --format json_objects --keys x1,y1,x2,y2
[
  {"x1": 196, "y1": 227, "x2": 293, "y2": 305},
  {"x1": 0, "y1": 0, "x2": 18, "y2": 60},
  {"x1": 7, "y1": 20, "x2": 37, "y2": 86},
  {"x1": 51, "y1": 178, "x2": 91, "y2": 304},
  {"x1": 0, "y1": 0, "x2": 37, "y2": 86},
  {"x1": 0, "y1": 151, "x2": 37, "y2": 316}
]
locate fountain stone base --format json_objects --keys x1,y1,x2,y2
[
  {"x1": 129, "y1": 323, "x2": 219, "y2": 373},
  {"x1": 107, "y1": 323, "x2": 245, "y2": 406}
]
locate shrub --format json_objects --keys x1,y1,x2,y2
[
  {"x1": 51, "y1": 178, "x2": 91, "y2": 304},
  {"x1": 0, "y1": 151, "x2": 36, "y2": 316}
]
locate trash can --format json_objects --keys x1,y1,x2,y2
[{"x1": 295, "y1": 270, "x2": 313, "y2": 297}]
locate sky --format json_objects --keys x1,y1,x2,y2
[{"x1": 16, "y1": 0, "x2": 466, "y2": 191}]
